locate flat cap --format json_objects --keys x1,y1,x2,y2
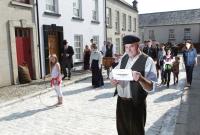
[{"x1": 123, "y1": 35, "x2": 140, "y2": 45}]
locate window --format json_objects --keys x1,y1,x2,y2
[
  {"x1": 15, "y1": 28, "x2": 30, "y2": 37},
  {"x1": 46, "y1": 0, "x2": 57, "y2": 13},
  {"x1": 106, "y1": 7, "x2": 112, "y2": 27},
  {"x1": 115, "y1": 10, "x2": 120, "y2": 33},
  {"x1": 184, "y1": 28, "x2": 191, "y2": 40},
  {"x1": 74, "y1": 35, "x2": 83, "y2": 61},
  {"x1": 122, "y1": 13, "x2": 126, "y2": 31},
  {"x1": 168, "y1": 29, "x2": 175, "y2": 41},
  {"x1": 93, "y1": 36, "x2": 99, "y2": 49},
  {"x1": 116, "y1": 38, "x2": 120, "y2": 54},
  {"x1": 128, "y1": 16, "x2": 132, "y2": 31},
  {"x1": 149, "y1": 30, "x2": 155, "y2": 40},
  {"x1": 133, "y1": 18, "x2": 136, "y2": 32},
  {"x1": 14, "y1": 0, "x2": 30, "y2": 4},
  {"x1": 92, "y1": 0, "x2": 98, "y2": 21},
  {"x1": 73, "y1": 0, "x2": 82, "y2": 18}
]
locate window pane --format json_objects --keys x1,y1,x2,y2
[
  {"x1": 122, "y1": 14, "x2": 126, "y2": 30},
  {"x1": 93, "y1": 36, "x2": 99, "y2": 48},
  {"x1": 73, "y1": 0, "x2": 81, "y2": 17},
  {"x1": 115, "y1": 11, "x2": 120, "y2": 32},
  {"x1": 46, "y1": 0, "x2": 56, "y2": 12},
  {"x1": 116, "y1": 38, "x2": 120, "y2": 54},
  {"x1": 74, "y1": 35, "x2": 83, "y2": 60}
]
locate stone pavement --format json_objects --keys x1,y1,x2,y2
[
  {"x1": 0, "y1": 60, "x2": 187, "y2": 135},
  {"x1": 0, "y1": 70, "x2": 92, "y2": 107},
  {"x1": 174, "y1": 55, "x2": 200, "y2": 135}
]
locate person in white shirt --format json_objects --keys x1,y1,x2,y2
[
  {"x1": 110, "y1": 35, "x2": 157, "y2": 135},
  {"x1": 90, "y1": 44, "x2": 104, "y2": 88}
]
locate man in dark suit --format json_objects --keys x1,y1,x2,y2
[
  {"x1": 61, "y1": 40, "x2": 74, "y2": 80},
  {"x1": 143, "y1": 40, "x2": 157, "y2": 60}
]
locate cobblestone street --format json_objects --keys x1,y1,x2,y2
[{"x1": 0, "y1": 62, "x2": 185, "y2": 135}]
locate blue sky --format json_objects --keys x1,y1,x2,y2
[{"x1": 125, "y1": 0, "x2": 200, "y2": 14}]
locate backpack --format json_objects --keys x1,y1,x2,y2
[{"x1": 165, "y1": 64, "x2": 172, "y2": 70}]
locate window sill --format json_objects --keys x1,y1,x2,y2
[
  {"x1": 10, "y1": 1, "x2": 33, "y2": 8},
  {"x1": 115, "y1": 32, "x2": 120, "y2": 35},
  {"x1": 44, "y1": 11, "x2": 61, "y2": 17},
  {"x1": 122, "y1": 28, "x2": 126, "y2": 31},
  {"x1": 91, "y1": 20, "x2": 100, "y2": 24},
  {"x1": 106, "y1": 25, "x2": 112, "y2": 29},
  {"x1": 72, "y1": 17, "x2": 84, "y2": 21}
]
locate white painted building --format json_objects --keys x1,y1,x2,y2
[
  {"x1": 37, "y1": 0, "x2": 106, "y2": 75},
  {"x1": 139, "y1": 9, "x2": 200, "y2": 44},
  {"x1": 106, "y1": 0, "x2": 139, "y2": 54}
]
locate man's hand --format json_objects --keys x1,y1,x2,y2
[
  {"x1": 132, "y1": 71, "x2": 141, "y2": 81},
  {"x1": 132, "y1": 71, "x2": 153, "y2": 91},
  {"x1": 110, "y1": 79, "x2": 119, "y2": 86}
]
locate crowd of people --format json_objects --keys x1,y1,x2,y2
[
  {"x1": 47, "y1": 36, "x2": 198, "y2": 135},
  {"x1": 140, "y1": 39, "x2": 197, "y2": 88}
]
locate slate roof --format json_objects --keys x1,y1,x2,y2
[
  {"x1": 114, "y1": 0, "x2": 138, "y2": 12},
  {"x1": 139, "y1": 9, "x2": 200, "y2": 27}
]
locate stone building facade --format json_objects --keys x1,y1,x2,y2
[
  {"x1": 0, "y1": 0, "x2": 40, "y2": 87},
  {"x1": 139, "y1": 9, "x2": 200, "y2": 45},
  {"x1": 106, "y1": 0, "x2": 139, "y2": 54}
]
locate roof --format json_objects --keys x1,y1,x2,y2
[
  {"x1": 139, "y1": 8, "x2": 200, "y2": 27},
  {"x1": 107, "y1": 0, "x2": 138, "y2": 12}
]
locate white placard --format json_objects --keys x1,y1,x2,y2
[{"x1": 111, "y1": 69, "x2": 133, "y2": 81}]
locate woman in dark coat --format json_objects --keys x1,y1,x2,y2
[
  {"x1": 90, "y1": 44, "x2": 104, "y2": 88},
  {"x1": 83, "y1": 45, "x2": 91, "y2": 70},
  {"x1": 182, "y1": 40, "x2": 198, "y2": 87}
]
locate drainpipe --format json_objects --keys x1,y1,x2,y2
[
  {"x1": 105, "y1": 0, "x2": 107, "y2": 42},
  {"x1": 35, "y1": 0, "x2": 42, "y2": 78}
]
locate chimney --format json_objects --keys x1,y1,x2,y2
[{"x1": 132, "y1": 0, "x2": 138, "y2": 11}]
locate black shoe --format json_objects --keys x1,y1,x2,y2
[
  {"x1": 167, "y1": 83, "x2": 169, "y2": 88},
  {"x1": 163, "y1": 81, "x2": 166, "y2": 85},
  {"x1": 68, "y1": 78, "x2": 71, "y2": 80},
  {"x1": 62, "y1": 76, "x2": 66, "y2": 80}
]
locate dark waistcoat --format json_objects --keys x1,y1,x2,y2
[
  {"x1": 120, "y1": 53, "x2": 148, "y2": 104},
  {"x1": 105, "y1": 45, "x2": 113, "y2": 57}
]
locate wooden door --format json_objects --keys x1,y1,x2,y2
[
  {"x1": 15, "y1": 28, "x2": 33, "y2": 79},
  {"x1": 46, "y1": 31, "x2": 59, "y2": 73}
]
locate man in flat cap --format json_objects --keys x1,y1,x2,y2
[{"x1": 110, "y1": 35, "x2": 157, "y2": 135}]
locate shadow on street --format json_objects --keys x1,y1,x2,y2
[{"x1": 0, "y1": 106, "x2": 55, "y2": 122}]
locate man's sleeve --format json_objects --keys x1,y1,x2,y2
[
  {"x1": 113, "y1": 44, "x2": 116, "y2": 56},
  {"x1": 144, "y1": 57, "x2": 158, "y2": 92}
]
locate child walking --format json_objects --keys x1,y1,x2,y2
[
  {"x1": 163, "y1": 49, "x2": 174, "y2": 88},
  {"x1": 172, "y1": 56, "x2": 180, "y2": 85},
  {"x1": 49, "y1": 54, "x2": 63, "y2": 106}
]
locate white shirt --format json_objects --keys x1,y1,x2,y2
[
  {"x1": 51, "y1": 63, "x2": 60, "y2": 78},
  {"x1": 112, "y1": 52, "x2": 157, "y2": 98},
  {"x1": 90, "y1": 50, "x2": 103, "y2": 68}
]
